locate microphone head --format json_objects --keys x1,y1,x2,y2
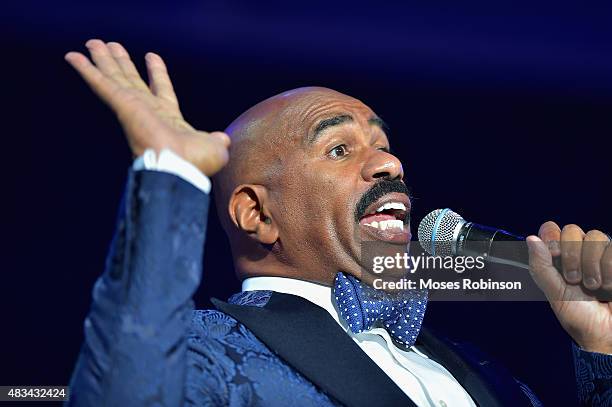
[{"x1": 418, "y1": 208, "x2": 464, "y2": 256}]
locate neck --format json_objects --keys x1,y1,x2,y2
[{"x1": 235, "y1": 259, "x2": 336, "y2": 287}]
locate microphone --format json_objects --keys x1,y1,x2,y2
[{"x1": 417, "y1": 208, "x2": 530, "y2": 270}]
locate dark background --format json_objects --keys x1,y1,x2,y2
[{"x1": 2, "y1": 1, "x2": 611, "y2": 405}]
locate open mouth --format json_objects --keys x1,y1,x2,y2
[{"x1": 357, "y1": 192, "x2": 411, "y2": 243}]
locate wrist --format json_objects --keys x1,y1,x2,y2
[{"x1": 575, "y1": 340, "x2": 612, "y2": 355}]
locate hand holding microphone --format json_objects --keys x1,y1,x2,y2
[{"x1": 419, "y1": 209, "x2": 612, "y2": 354}]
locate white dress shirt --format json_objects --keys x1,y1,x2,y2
[
  {"x1": 134, "y1": 148, "x2": 476, "y2": 407},
  {"x1": 243, "y1": 276, "x2": 476, "y2": 407}
]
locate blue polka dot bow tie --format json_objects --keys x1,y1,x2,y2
[{"x1": 333, "y1": 272, "x2": 428, "y2": 347}]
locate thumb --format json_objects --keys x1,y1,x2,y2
[
  {"x1": 526, "y1": 235, "x2": 565, "y2": 301},
  {"x1": 209, "y1": 131, "x2": 231, "y2": 147}
]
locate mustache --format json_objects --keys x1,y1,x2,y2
[{"x1": 354, "y1": 179, "x2": 411, "y2": 222}]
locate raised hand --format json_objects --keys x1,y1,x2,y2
[
  {"x1": 527, "y1": 222, "x2": 612, "y2": 354},
  {"x1": 64, "y1": 39, "x2": 230, "y2": 176}
]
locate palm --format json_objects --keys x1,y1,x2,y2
[
  {"x1": 65, "y1": 40, "x2": 229, "y2": 176},
  {"x1": 551, "y1": 283, "x2": 612, "y2": 351},
  {"x1": 528, "y1": 229, "x2": 612, "y2": 354},
  {"x1": 113, "y1": 85, "x2": 191, "y2": 153}
]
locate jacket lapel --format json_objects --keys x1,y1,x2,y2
[
  {"x1": 416, "y1": 329, "x2": 531, "y2": 407},
  {"x1": 212, "y1": 292, "x2": 416, "y2": 407}
]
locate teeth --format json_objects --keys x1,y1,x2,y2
[
  {"x1": 375, "y1": 202, "x2": 407, "y2": 213},
  {"x1": 365, "y1": 219, "x2": 404, "y2": 231}
]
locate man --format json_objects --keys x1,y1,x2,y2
[{"x1": 64, "y1": 39, "x2": 611, "y2": 406}]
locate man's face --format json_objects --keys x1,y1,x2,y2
[{"x1": 267, "y1": 90, "x2": 411, "y2": 285}]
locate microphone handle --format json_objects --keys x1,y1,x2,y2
[{"x1": 456, "y1": 222, "x2": 561, "y2": 270}]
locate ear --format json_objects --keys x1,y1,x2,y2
[{"x1": 228, "y1": 184, "x2": 278, "y2": 245}]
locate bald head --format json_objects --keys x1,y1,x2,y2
[
  {"x1": 212, "y1": 86, "x2": 404, "y2": 286},
  {"x1": 213, "y1": 86, "x2": 365, "y2": 230}
]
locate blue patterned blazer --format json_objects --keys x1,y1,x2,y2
[{"x1": 67, "y1": 170, "x2": 612, "y2": 406}]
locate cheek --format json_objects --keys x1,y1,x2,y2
[
  {"x1": 307, "y1": 169, "x2": 359, "y2": 223},
  {"x1": 319, "y1": 183, "x2": 361, "y2": 246},
  {"x1": 282, "y1": 155, "x2": 359, "y2": 235}
]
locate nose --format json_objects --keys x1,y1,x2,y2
[{"x1": 361, "y1": 149, "x2": 404, "y2": 182}]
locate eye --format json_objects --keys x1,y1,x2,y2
[
  {"x1": 328, "y1": 144, "x2": 349, "y2": 159},
  {"x1": 376, "y1": 146, "x2": 390, "y2": 153}
]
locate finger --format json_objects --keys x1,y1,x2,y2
[
  {"x1": 64, "y1": 51, "x2": 123, "y2": 105},
  {"x1": 193, "y1": 131, "x2": 230, "y2": 176},
  {"x1": 106, "y1": 42, "x2": 149, "y2": 91},
  {"x1": 560, "y1": 224, "x2": 585, "y2": 284},
  {"x1": 145, "y1": 52, "x2": 179, "y2": 106},
  {"x1": 601, "y1": 240, "x2": 612, "y2": 290},
  {"x1": 581, "y1": 230, "x2": 609, "y2": 290},
  {"x1": 209, "y1": 131, "x2": 231, "y2": 148},
  {"x1": 538, "y1": 221, "x2": 561, "y2": 256},
  {"x1": 526, "y1": 235, "x2": 565, "y2": 301},
  {"x1": 85, "y1": 39, "x2": 130, "y2": 86}
]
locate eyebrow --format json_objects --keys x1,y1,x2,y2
[
  {"x1": 307, "y1": 114, "x2": 388, "y2": 144},
  {"x1": 368, "y1": 116, "x2": 389, "y2": 133}
]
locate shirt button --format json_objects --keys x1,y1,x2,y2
[{"x1": 439, "y1": 401, "x2": 447, "y2": 407}]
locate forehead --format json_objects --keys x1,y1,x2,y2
[
  {"x1": 275, "y1": 90, "x2": 377, "y2": 145},
  {"x1": 288, "y1": 91, "x2": 375, "y2": 128},
  {"x1": 224, "y1": 88, "x2": 380, "y2": 158}
]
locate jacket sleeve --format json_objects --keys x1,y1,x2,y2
[
  {"x1": 573, "y1": 343, "x2": 612, "y2": 406},
  {"x1": 67, "y1": 169, "x2": 209, "y2": 406}
]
